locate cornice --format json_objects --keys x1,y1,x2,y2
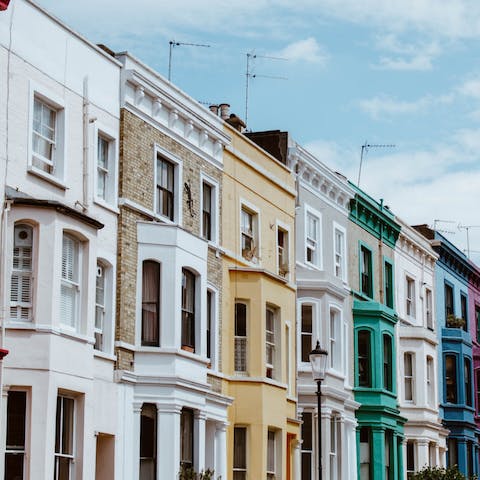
[
  {"x1": 288, "y1": 145, "x2": 354, "y2": 213},
  {"x1": 349, "y1": 188, "x2": 401, "y2": 248}
]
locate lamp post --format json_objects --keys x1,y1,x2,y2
[{"x1": 309, "y1": 340, "x2": 328, "y2": 480}]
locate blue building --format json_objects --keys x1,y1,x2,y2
[{"x1": 415, "y1": 225, "x2": 478, "y2": 477}]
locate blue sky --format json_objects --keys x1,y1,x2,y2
[{"x1": 36, "y1": 0, "x2": 480, "y2": 262}]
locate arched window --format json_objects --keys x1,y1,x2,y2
[
  {"x1": 10, "y1": 223, "x2": 34, "y2": 322},
  {"x1": 142, "y1": 261, "x2": 160, "y2": 346},
  {"x1": 358, "y1": 330, "x2": 371, "y2": 387}
]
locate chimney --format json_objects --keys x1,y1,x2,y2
[
  {"x1": 225, "y1": 113, "x2": 247, "y2": 133},
  {"x1": 209, "y1": 105, "x2": 219, "y2": 116},
  {"x1": 219, "y1": 103, "x2": 230, "y2": 120}
]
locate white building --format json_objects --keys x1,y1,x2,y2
[
  {"x1": 394, "y1": 219, "x2": 448, "y2": 476},
  {"x1": 113, "y1": 52, "x2": 232, "y2": 480},
  {"x1": 291, "y1": 141, "x2": 359, "y2": 480},
  {"x1": 0, "y1": 1, "x2": 121, "y2": 478}
]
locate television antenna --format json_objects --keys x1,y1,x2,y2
[
  {"x1": 168, "y1": 40, "x2": 211, "y2": 82},
  {"x1": 357, "y1": 142, "x2": 395, "y2": 186},
  {"x1": 245, "y1": 51, "x2": 287, "y2": 127},
  {"x1": 433, "y1": 219, "x2": 456, "y2": 235},
  {"x1": 458, "y1": 224, "x2": 480, "y2": 259}
]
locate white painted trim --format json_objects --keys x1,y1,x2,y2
[
  {"x1": 332, "y1": 222, "x2": 347, "y2": 282},
  {"x1": 304, "y1": 204, "x2": 323, "y2": 270},
  {"x1": 200, "y1": 173, "x2": 220, "y2": 245}
]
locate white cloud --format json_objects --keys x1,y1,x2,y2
[
  {"x1": 274, "y1": 38, "x2": 329, "y2": 65},
  {"x1": 305, "y1": 131, "x2": 480, "y2": 263},
  {"x1": 372, "y1": 34, "x2": 441, "y2": 71},
  {"x1": 357, "y1": 94, "x2": 431, "y2": 118},
  {"x1": 458, "y1": 77, "x2": 480, "y2": 99}
]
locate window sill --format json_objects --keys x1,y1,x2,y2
[
  {"x1": 28, "y1": 165, "x2": 67, "y2": 190},
  {"x1": 93, "y1": 198, "x2": 120, "y2": 214},
  {"x1": 93, "y1": 350, "x2": 116, "y2": 362},
  {"x1": 304, "y1": 261, "x2": 322, "y2": 271}
]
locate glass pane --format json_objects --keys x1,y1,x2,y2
[
  {"x1": 61, "y1": 398, "x2": 74, "y2": 455},
  {"x1": 6, "y1": 391, "x2": 26, "y2": 448},
  {"x1": 5, "y1": 453, "x2": 24, "y2": 480},
  {"x1": 233, "y1": 427, "x2": 246, "y2": 468},
  {"x1": 235, "y1": 304, "x2": 247, "y2": 336},
  {"x1": 56, "y1": 456, "x2": 71, "y2": 480}
]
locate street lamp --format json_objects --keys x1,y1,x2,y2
[{"x1": 309, "y1": 340, "x2": 328, "y2": 480}]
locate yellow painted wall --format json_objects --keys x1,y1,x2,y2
[{"x1": 221, "y1": 124, "x2": 299, "y2": 479}]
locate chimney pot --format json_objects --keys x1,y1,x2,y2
[
  {"x1": 209, "y1": 104, "x2": 219, "y2": 116},
  {"x1": 219, "y1": 103, "x2": 230, "y2": 120}
]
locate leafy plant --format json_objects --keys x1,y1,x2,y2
[
  {"x1": 178, "y1": 465, "x2": 218, "y2": 480},
  {"x1": 446, "y1": 314, "x2": 465, "y2": 329},
  {"x1": 410, "y1": 465, "x2": 477, "y2": 480}
]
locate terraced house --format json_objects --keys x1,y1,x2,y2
[
  {"x1": 0, "y1": 1, "x2": 121, "y2": 478},
  {"x1": 221, "y1": 123, "x2": 300, "y2": 479},
  {"x1": 394, "y1": 219, "x2": 447, "y2": 475},
  {"x1": 113, "y1": 52, "x2": 232, "y2": 479},
  {"x1": 414, "y1": 225, "x2": 479, "y2": 478},
  {"x1": 348, "y1": 186, "x2": 405, "y2": 480}
]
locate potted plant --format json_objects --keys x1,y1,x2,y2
[{"x1": 446, "y1": 314, "x2": 465, "y2": 329}]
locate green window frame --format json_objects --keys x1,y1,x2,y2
[
  {"x1": 383, "y1": 257, "x2": 394, "y2": 308},
  {"x1": 359, "y1": 243, "x2": 373, "y2": 298}
]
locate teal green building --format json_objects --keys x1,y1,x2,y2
[{"x1": 348, "y1": 186, "x2": 405, "y2": 479}]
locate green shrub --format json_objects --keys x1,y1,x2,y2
[{"x1": 410, "y1": 465, "x2": 476, "y2": 480}]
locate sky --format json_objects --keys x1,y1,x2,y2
[{"x1": 36, "y1": 0, "x2": 480, "y2": 263}]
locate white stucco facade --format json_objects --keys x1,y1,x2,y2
[
  {"x1": 291, "y1": 142, "x2": 359, "y2": 480},
  {"x1": 394, "y1": 219, "x2": 448, "y2": 477},
  {"x1": 0, "y1": 1, "x2": 121, "y2": 478}
]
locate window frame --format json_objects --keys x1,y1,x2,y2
[
  {"x1": 329, "y1": 307, "x2": 342, "y2": 374},
  {"x1": 460, "y1": 292, "x2": 468, "y2": 331},
  {"x1": 445, "y1": 353, "x2": 458, "y2": 404},
  {"x1": 405, "y1": 275, "x2": 416, "y2": 319},
  {"x1": 383, "y1": 333, "x2": 393, "y2": 392},
  {"x1": 28, "y1": 83, "x2": 66, "y2": 186},
  {"x1": 141, "y1": 260, "x2": 161, "y2": 347},
  {"x1": 305, "y1": 206, "x2": 322, "y2": 268},
  {"x1": 383, "y1": 257, "x2": 394, "y2": 309},
  {"x1": 54, "y1": 394, "x2": 75, "y2": 480},
  {"x1": 276, "y1": 221, "x2": 290, "y2": 278},
  {"x1": 206, "y1": 286, "x2": 219, "y2": 370},
  {"x1": 200, "y1": 174, "x2": 219, "y2": 244},
  {"x1": 6, "y1": 390, "x2": 27, "y2": 480},
  {"x1": 359, "y1": 242, "x2": 373, "y2": 298},
  {"x1": 333, "y1": 223, "x2": 346, "y2": 281},
  {"x1": 426, "y1": 288, "x2": 434, "y2": 330},
  {"x1": 233, "y1": 426, "x2": 247, "y2": 479},
  {"x1": 153, "y1": 145, "x2": 183, "y2": 224},
  {"x1": 180, "y1": 408, "x2": 194, "y2": 470},
  {"x1": 140, "y1": 403, "x2": 157, "y2": 480},
  {"x1": 444, "y1": 282, "x2": 454, "y2": 319},
  {"x1": 465, "y1": 357, "x2": 473, "y2": 407},
  {"x1": 94, "y1": 124, "x2": 117, "y2": 207},
  {"x1": 357, "y1": 329, "x2": 372, "y2": 388},
  {"x1": 240, "y1": 200, "x2": 260, "y2": 263},
  {"x1": 181, "y1": 268, "x2": 196, "y2": 351},
  {"x1": 265, "y1": 306, "x2": 277, "y2": 379},
  {"x1": 60, "y1": 233, "x2": 82, "y2": 332},
  {"x1": 266, "y1": 429, "x2": 278, "y2": 480},
  {"x1": 301, "y1": 411, "x2": 313, "y2": 480},
  {"x1": 404, "y1": 352, "x2": 414, "y2": 402},
  {"x1": 426, "y1": 356, "x2": 435, "y2": 408},
  {"x1": 10, "y1": 223, "x2": 35, "y2": 323},
  {"x1": 234, "y1": 301, "x2": 248, "y2": 374},
  {"x1": 300, "y1": 302, "x2": 314, "y2": 364}
]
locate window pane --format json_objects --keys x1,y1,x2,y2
[
  {"x1": 358, "y1": 330, "x2": 371, "y2": 387},
  {"x1": 233, "y1": 427, "x2": 246, "y2": 469},
  {"x1": 301, "y1": 305, "x2": 313, "y2": 362},
  {"x1": 180, "y1": 409, "x2": 194, "y2": 467},
  {"x1": 445, "y1": 355, "x2": 457, "y2": 403},
  {"x1": 142, "y1": 261, "x2": 160, "y2": 346},
  {"x1": 6, "y1": 391, "x2": 26, "y2": 449}
]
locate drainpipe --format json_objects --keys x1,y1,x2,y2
[
  {"x1": 0, "y1": 198, "x2": 12, "y2": 474},
  {"x1": 81, "y1": 76, "x2": 90, "y2": 211}
]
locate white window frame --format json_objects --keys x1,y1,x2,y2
[
  {"x1": 427, "y1": 356, "x2": 435, "y2": 407},
  {"x1": 54, "y1": 394, "x2": 76, "y2": 480},
  {"x1": 404, "y1": 352, "x2": 414, "y2": 402},
  {"x1": 329, "y1": 306, "x2": 343, "y2": 375},
  {"x1": 299, "y1": 300, "x2": 318, "y2": 366},
  {"x1": 200, "y1": 173, "x2": 219, "y2": 244},
  {"x1": 206, "y1": 286, "x2": 219, "y2": 370},
  {"x1": 153, "y1": 144, "x2": 183, "y2": 225},
  {"x1": 94, "y1": 123, "x2": 117, "y2": 207},
  {"x1": 406, "y1": 275, "x2": 416, "y2": 318},
  {"x1": 333, "y1": 222, "x2": 346, "y2": 281},
  {"x1": 425, "y1": 288, "x2": 434, "y2": 330},
  {"x1": 266, "y1": 307, "x2": 276, "y2": 379},
  {"x1": 304, "y1": 205, "x2": 322, "y2": 269},
  {"x1": 330, "y1": 415, "x2": 340, "y2": 478},
  {"x1": 28, "y1": 82, "x2": 66, "y2": 187},
  {"x1": 94, "y1": 259, "x2": 114, "y2": 354},
  {"x1": 267, "y1": 429, "x2": 277, "y2": 480},
  {"x1": 60, "y1": 233, "x2": 82, "y2": 332},
  {"x1": 276, "y1": 220, "x2": 290, "y2": 278},
  {"x1": 239, "y1": 199, "x2": 260, "y2": 264},
  {"x1": 10, "y1": 223, "x2": 35, "y2": 323}
]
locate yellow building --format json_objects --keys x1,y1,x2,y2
[{"x1": 221, "y1": 122, "x2": 299, "y2": 479}]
